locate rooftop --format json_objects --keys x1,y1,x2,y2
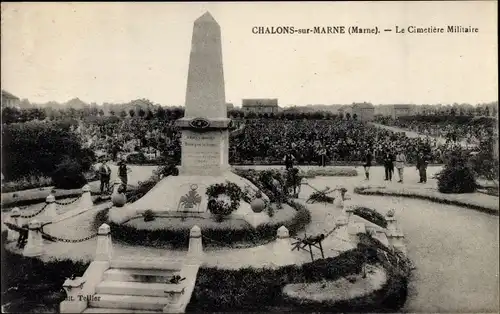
[{"x1": 1, "y1": 90, "x2": 20, "y2": 100}]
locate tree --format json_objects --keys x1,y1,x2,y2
[
  {"x1": 119, "y1": 110, "x2": 127, "y2": 118},
  {"x1": 129, "y1": 109, "x2": 136, "y2": 118},
  {"x1": 138, "y1": 108, "x2": 146, "y2": 118},
  {"x1": 145, "y1": 109, "x2": 154, "y2": 120},
  {"x1": 156, "y1": 106, "x2": 166, "y2": 120},
  {"x1": 98, "y1": 109, "x2": 105, "y2": 116},
  {"x1": 345, "y1": 113, "x2": 351, "y2": 120}
]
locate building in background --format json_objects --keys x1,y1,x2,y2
[
  {"x1": 352, "y1": 102, "x2": 375, "y2": 121},
  {"x1": 241, "y1": 98, "x2": 279, "y2": 114},
  {"x1": 1, "y1": 90, "x2": 20, "y2": 109},
  {"x1": 392, "y1": 104, "x2": 413, "y2": 119}
]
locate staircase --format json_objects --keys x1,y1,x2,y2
[
  {"x1": 82, "y1": 259, "x2": 190, "y2": 313},
  {"x1": 60, "y1": 224, "x2": 203, "y2": 314}
]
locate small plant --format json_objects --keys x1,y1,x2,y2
[
  {"x1": 352, "y1": 206, "x2": 388, "y2": 228},
  {"x1": 143, "y1": 209, "x2": 155, "y2": 222}
]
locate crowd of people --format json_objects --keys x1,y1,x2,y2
[
  {"x1": 71, "y1": 115, "x2": 493, "y2": 173},
  {"x1": 376, "y1": 115, "x2": 496, "y2": 146},
  {"x1": 230, "y1": 119, "x2": 454, "y2": 165}
]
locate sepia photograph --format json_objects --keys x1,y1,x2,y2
[{"x1": 1, "y1": 1, "x2": 498, "y2": 313}]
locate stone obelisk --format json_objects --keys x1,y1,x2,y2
[{"x1": 176, "y1": 12, "x2": 231, "y2": 176}]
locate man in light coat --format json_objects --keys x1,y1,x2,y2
[{"x1": 395, "y1": 148, "x2": 407, "y2": 183}]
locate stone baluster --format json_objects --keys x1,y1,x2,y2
[
  {"x1": 95, "y1": 224, "x2": 113, "y2": 262},
  {"x1": 79, "y1": 184, "x2": 93, "y2": 210},
  {"x1": 43, "y1": 194, "x2": 58, "y2": 222},
  {"x1": 6, "y1": 208, "x2": 20, "y2": 242},
  {"x1": 187, "y1": 225, "x2": 203, "y2": 263},
  {"x1": 23, "y1": 219, "x2": 43, "y2": 257},
  {"x1": 347, "y1": 222, "x2": 366, "y2": 246},
  {"x1": 272, "y1": 226, "x2": 293, "y2": 267}
]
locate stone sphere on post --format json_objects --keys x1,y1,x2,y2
[
  {"x1": 11, "y1": 207, "x2": 21, "y2": 219},
  {"x1": 251, "y1": 197, "x2": 265, "y2": 213},
  {"x1": 98, "y1": 223, "x2": 110, "y2": 235},
  {"x1": 277, "y1": 226, "x2": 289, "y2": 239},
  {"x1": 82, "y1": 184, "x2": 91, "y2": 193},
  {"x1": 46, "y1": 194, "x2": 55, "y2": 203},
  {"x1": 190, "y1": 225, "x2": 202, "y2": 238}
]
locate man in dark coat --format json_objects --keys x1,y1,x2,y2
[
  {"x1": 99, "y1": 158, "x2": 111, "y2": 194},
  {"x1": 363, "y1": 149, "x2": 373, "y2": 180},
  {"x1": 416, "y1": 152, "x2": 429, "y2": 183},
  {"x1": 383, "y1": 149, "x2": 395, "y2": 181}
]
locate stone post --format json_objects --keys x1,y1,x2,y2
[
  {"x1": 95, "y1": 224, "x2": 113, "y2": 262},
  {"x1": 272, "y1": 226, "x2": 293, "y2": 267},
  {"x1": 347, "y1": 222, "x2": 366, "y2": 246},
  {"x1": 23, "y1": 219, "x2": 43, "y2": 257},
  {"x1": 61, "y1": 277, "x2": 86, "y2": 306},
  {"x1": 6, "y1": 209, "x2": 19, "y2": 242},
  {"x1": 187, "y1": 225, "x2": 203, "y2": 263},
  {"x1": 385, "y1": 214, "x2": 397, "y2": 232},
  {"x1": 43, "y1": 194, "x2": 58, "y2": 222},
  {"x1": 79, "y1": 184, "x2": 93, "y2": 210},
  {"x1": 388, "y1": 229, "x2": 407, "y2": 255}
]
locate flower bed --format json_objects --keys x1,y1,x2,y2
[
  {"x1": 354, "y1": 185, "x2": 499, "y2": 216},
  {"x1": 105, "y1": 200, "x2": 311, "y2": 249},
  {"x1": 300, "y1": 167, "x2": 358, "y2": 178},
  {"x1": 187, "y1": 234, "x2": 412, "y2": 312}
]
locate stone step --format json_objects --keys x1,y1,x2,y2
[
  {"x1": 104, "y1": 268, "x2": 180, "y2": 283},
  {"x1": 83, "y1": 307, "x2": 161, "y2": 313},
  {"x1": 96, "y1": 281, "x2": 185, "y2": 297},
  {"x1": 89, "y1": 294, "x2": 174, "y2": 311},
  {"x1": 110, "y1": 259, "x2": 183, "y2": 271}
]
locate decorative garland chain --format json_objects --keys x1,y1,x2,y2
[
  {"x1": 39, "y1": 228, "x2": 99, "y2": 243},
  {"x1": 55, "y1": 196, "x2": 81, "y2": 206},
  {"x1": 19, "y1": 203, "x2": 49, "y2": 219}
]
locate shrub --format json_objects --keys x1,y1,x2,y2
[
  {"x1": 51, "y1": 158, "x2": 87, "y2": 189},
  {"x1": 1, "y1": 175, "x2": 53, "y2": 193},
  {"x1": 352, "y1": 206, "x2": 388, "y2": 228},
  {"x1": 1, "y1": 121, "x2": 90, "y2": 181},
  {"x1": 436, "y1": 149, "x2": 477, "y2": 193},
  {"x1": 126, "y1": 152, "x2": 147, "y2": 164}
]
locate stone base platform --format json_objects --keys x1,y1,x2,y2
[{"x1": 109, "y1": 171, "x2": 268, "y2": 224}]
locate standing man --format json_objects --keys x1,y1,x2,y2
[
  {"x1": 283, "y1": 151, "x2": 296, "y2": 170},
  {"x1": 395, "y1": 148, "x2": 407, "y2": 183},
  {"x1": 383, "y1": 149, "x2": 395, "y2": 181},
  {"x1": 416, "y1": 152, "x2": 429, "y2": 183},
  {"x1": 99, "y1": 158, "x2": 112, "y2": 194},
  {"x1": 118, "y1": 159, "x2": 131, "y2": 188},
  {"x1": 363, "y1": 149, "x2": 373, "y2": 180}
]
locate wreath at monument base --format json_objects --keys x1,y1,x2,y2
[{"x1": 206, "y1": 181, "x2": 242, "y2": 222}]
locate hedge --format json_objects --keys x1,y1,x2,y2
[{"x1": 187, "y1": 234, "x2": 412, "y2": 312}]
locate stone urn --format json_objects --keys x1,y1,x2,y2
[
  {"x1": 251, "y1": 192, "x2": 265, "y2": 213},
  {"x1": 111, "y1": 181, "x2": 127, "y2": 207}
]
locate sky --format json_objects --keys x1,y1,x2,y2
[{"x1": 1, "y1": 1, "x2": 497, "y2": 107}]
